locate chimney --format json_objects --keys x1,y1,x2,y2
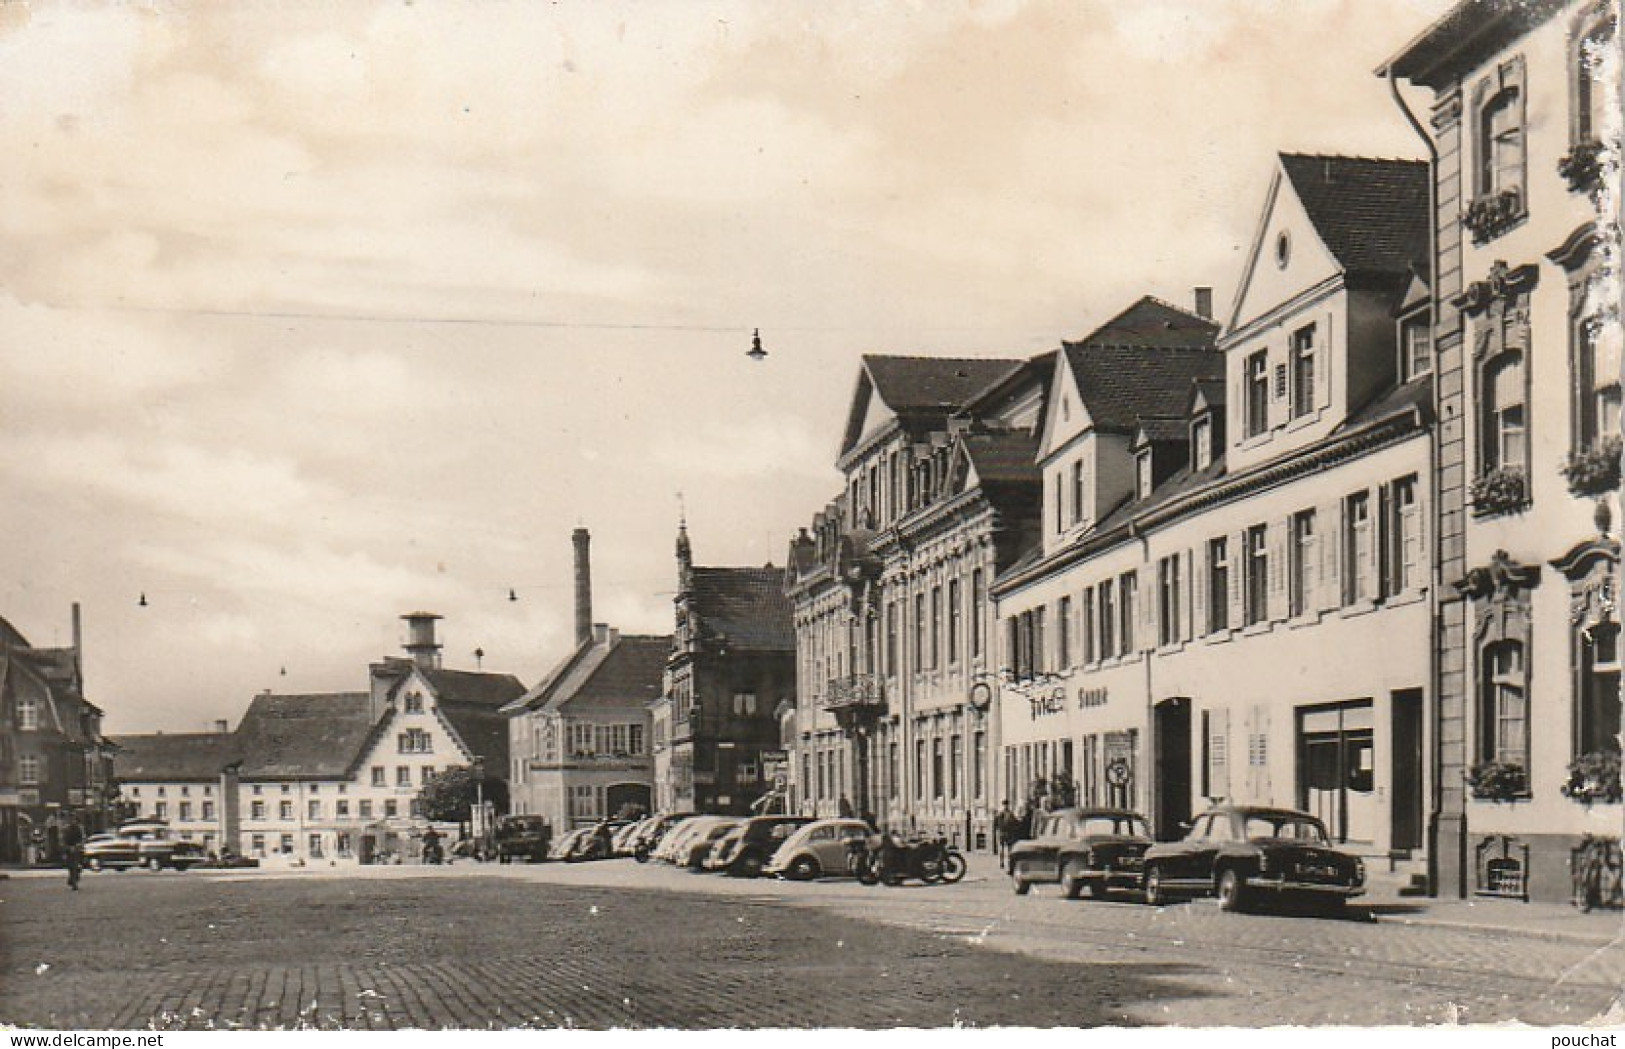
[
  {"x1": 71, "y1": 601, "x2": 83, "y2": 689},
  {"x1": 213, "y1": 719, "x2": 229, "y2": 734},
  {"x1": 573, "y1": 527, "x2": 593, "y2": 647},
  {"x1": 1193, "y1": 287, "x2": 1213, "y2": 320},
  {"x1": 401, "y1": 611, "x2": 443, "y2": 670}
]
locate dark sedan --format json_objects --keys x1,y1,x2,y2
[
  {"x1": 703, "y1": 815, "x2": 815, "y2": 877},
  {"x1": 1008, "y1": 807, "x2": 1152, "y2": 899},
  {"x1": 1140, "y1": 806, "x2": 1365, "y2": 913}
]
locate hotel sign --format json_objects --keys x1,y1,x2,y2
[{"x1": 1028, "y1": 685, "x2": 1110, "y2": 719}]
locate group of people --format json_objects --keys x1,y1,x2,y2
[{"x1": 993, "y1": 774, "x2": 1077, "y2": 870}]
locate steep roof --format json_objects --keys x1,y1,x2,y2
[
  {"x1": 689, "y1": 566, "x2": 794, "y2": 652},
  {"x1": 863, "y1": 356, "x2": 1025, "y2": 413},
  {"x1": 511, "y1": 633, "x2": 671, "y2": 715},
  {"x1": 1378, "y1": 0, "x2": 1568, "y2": 88},
  {"x1": 421, "y1": 667, "x2": 525, "y2": 770},
  {"x1": 111, "y1": 732, "x2": 236, "y2": 783},
  {"x1": 1069, "y1": 296, "x2": 1220, "y2": 352},
  {"x1": 1061, "y1": 344, "x2": 1225, "y2": 434},
  {"x1": 1132, "y1": 417, "x2": 1190, "y2": 446},
  {"x1": 963, "y1": 430, "x2": 1041, "y2": 485},
  {"x1": 1279, "y1": 154, "x2": 1430, "y2": 279},
  {"x1": 232, "y1": 692, "x2": 374, "y2": 780}
]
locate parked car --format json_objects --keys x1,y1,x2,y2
[
  {"x1": 494, "y1": 815, "x2": 552, "y2": 863},
  {"x1": 1140, "y1": 805, "x2": 1365, "y2": 913},
  {"x1": 654, "y1": 816, "x2": 723, "y2": 864},
  {"x1": 85, "y1": 821, "x2": 206, "y2": 871},
  {"x1": 680, "y1": 818, "x2": 743, "y2": 870},
  {"x1": 631, "y1": 812, "x2": 695, "y2": 860},
  {"x1": 1008, "y1": 807, "x2": 1152, "y2": 899},
  {"x1": 763, "y1": 818, "x2": 871, "y2": 881},
  {"x1": 611, "y1": 819, "x2": 648, "y2": 856},
  {"x1": 704, "y1": 815, "x2": 816, "y2": 877},
  {"x1": 549, "y1": 827, "x2": 593, "y2": 861}
]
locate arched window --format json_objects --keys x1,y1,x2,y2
[
  {"x1": 1578, "y1": 317, "x2": 1622, "y2": 447},
  {"x1": 1484, "y1": 352, "x2": 1527, "y2": 470},
  {"x1": 1481, "y1": 640, "x2": 1529, "y2": 768}
]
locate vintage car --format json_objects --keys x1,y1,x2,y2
[
  {"x1": 548, "y1": 827, "x2": 594, "y2": 861},
  {"x1": 1140, "y1": 805, "x2": 1365, "y2": 912},
  {"x1": 703, "y1": 815, "x2": 814, "y2": 877},
  {"x1": 653, "y1": 816, "x2": 725, "y2": 864},
  {"x1": 1008, "y1": 807, "x2": 1152, "y2": 899},
  {"x1": 679, "y1": 818, "x2": 743, "y2": 870},
  {"x1": 763, "y1": 818, "x2": 871, "y2": 881},
  {"x1": 493, "y1": 815, "x2": 552, "y2": 863},
  {"x1": 84, "y1": 821, "x2": 206, "y2": 871}
]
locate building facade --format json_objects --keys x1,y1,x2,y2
[
  {"x1": 112, "y1": 727, "x2": 236, "y2": 857},
  {"x1": 0, "y1": 605, "x2": 117, "y2": 863},
  {"x1": 1386, "y1": 0, "x2": 1620, "y2": 902},
  {"x1": 661, "y1": 523, "x2": 796, "y2": 816},
  {"x1": 786, "y1": 354, "x2": 1047, "y2": 848}
]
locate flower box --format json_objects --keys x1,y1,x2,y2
[
  {"x1": 1563, "y1": 749, "x2": 1623, "y2": 805},
  {"x1": 1470, "y1": 465, "x2": 1529, "y2": 516},
  {"x1": 1562, "y1": 436, "x2": 1622, "y2": 499},
  {"x1": 1558, "y1": 139, "x2": 1606, "y2": 194},
  {"x1": 1463, "y1": 188, "x2": 1524, "y2": 243},
  {"x1": 1468, "y1": 760, "x2": 1529, "y2": 802}
]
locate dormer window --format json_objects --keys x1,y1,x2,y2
[
  {"x1": 1192, "y1": 417, "x2": 1213, "y2": 470},
  {"x1": 1401, "y1": 314, "x2": 1433, "y2": 381},
  {"x1": 1135, "y1": 450, "x2": 1154, "y2": 500}
]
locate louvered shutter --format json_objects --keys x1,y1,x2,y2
[
  {"x1": 1267, "y1": 518, "x2": 1290, "y2": 622},
  {"x1": 1192, "y1": 545, "x2": 1210, "y2": 638},
  {"x1": 1301, "y1": 513, "x2": 1320, "y2": 614},
  {"x1": 1376, "y1": 482, "x2": 1393, "y2": 601},
  {"x1": 1182, "y1": 548, "x2": 1196, "y2": 642},
  {"x1": 1230, "y1": 530, "x2": 1247, "y2": 627},
  {"x1": 1208, "y1": 707, "x2": 1230, "y2": 801},
  {"x1": 1321, "y1": 498, "x2": 1344, "y2": 612}
]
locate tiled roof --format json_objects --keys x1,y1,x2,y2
[
  {"x1": 962, "y1": 431, "x2": 1041, "y2": 485},
  {"x1": 111, "y1": 732, "x2": 236, "y2": 783},
  {"x1": 515, "y1": 633, "x2": 671, "y2": 715},
  {"x1": 1069, "y1": 296, "x2": 1219, "y2": 352},
  {"x1": 1279, "y1": 154, "x2": 1430, "y2": 279},
  {"x1": 690, "y1": 566, "x2": 794, "y2": 652},
  {"x1": 863, "y1": 356, "x2": 1025, "y2": 413},
  {"x1": 1133, "y1": 417, "x2": 1190, "y2": 445},
  {"x1": 1190, "y1": 379, "x2": 1227, "y2": 410},
  {"x1": 1062, "y1": 344, "x2": 1225, "y2": 434},
  {"x1": 422, "y1": 668, "x2": 525, "y2": 771},
  {"x1": 233, "y1": 692, "x2": 374, "y2": 780}
]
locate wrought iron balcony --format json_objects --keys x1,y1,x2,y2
[{"x1": 822, "y1": 673, "x2": 886, "y2": 713}]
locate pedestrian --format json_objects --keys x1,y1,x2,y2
[
  {"x1": 838, "y1": 795, "x2": 854, "y2": 819},
  {"x1": 62, "y1": 818, "x2": 85, "y2": 891},
  {"x1": 994, "y1": 800, "x2": 1016, "y2": 871}
]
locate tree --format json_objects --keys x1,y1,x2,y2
[{"x1": 417, "y1": 765, "x2": 510, "y2": 822}]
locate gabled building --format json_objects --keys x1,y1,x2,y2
[
  {"x1": 787, "y1": 352, "x2": 1048, "y2": 847},
  {"x1": 112, "y1": 727, "x2": 237, "y2": 856},
  {"x1": 661, "y1": 523, "x2": 796, "y2": 815},
  {"x1": 506, "y1": 529, "x2": 668, "y2": 830},
  {"x1": 996, "y1": 157, "x2": 1435, "y2": 865},
  {"x1": 1384, "y1": 0, "x2": 1619, "y2": 902},
  {"x1": 0, "y1": 605, "x2": 116, "y2": 863}
]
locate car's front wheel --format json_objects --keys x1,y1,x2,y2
[
  {"x1": 1143, "y1": 865, "x2": 1166, "y2": 906},
  {"x1": 787, "y1": 855, "x2": 819, "y2": 881},
  {"x1": 146, "y1": 856, "x2": 164, "y2": 872},
  {"x1": 1060, "y1": 862, "x2": 1084, "y2": 900},
  {"x1": 1217, "y1": 868, "x2": 1250, "y2": 912},
  {"x1": 1011, "y1": 860, "x2": 1031, "y2": 895}
]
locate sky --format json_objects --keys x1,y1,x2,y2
[{"x1": 0, "y1": 0, "x2": 1457, "y2": 733}]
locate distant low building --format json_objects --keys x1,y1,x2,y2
[{"x1": 110, "y1": 727, "x2": 237, "y2": 856}]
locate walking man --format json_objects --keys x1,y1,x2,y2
[
  {"x1": 62, "y1": 818, "x2": 85, "y2": 891},
  {"x1": 994, "y1": 800, "x2": 1016, "y2": 872}
]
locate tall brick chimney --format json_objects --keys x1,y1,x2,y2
[{"x1": 573, "y1": 527, "x2": 593, "y2": 647}]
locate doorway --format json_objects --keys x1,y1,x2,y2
[
  {"x1": 1390, "y1": 689, "x2": 1424, "y2": 852},
  {"x1": 1154, "y1": 698, "x2": 1192, "y2": 840},
  {"x1": 1297, "y1": 700, "x2": 1375, "y2": 844}
]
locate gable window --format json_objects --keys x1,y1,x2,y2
[
  {"x1": 1289, "y1": 509, "x2": 1316, "y2": 617},
  {"x1": 1192, "y1": 417, "x2": 1212, "y2": 471},
  {"x1": 1118, "y1": 572, "x2": 1137, "y2": 656},
  {"x1": 1291, "y1": 325, "x2": 1316, "y2": 418},
  {"x1": 403, "y1": 691, "x2": 424, "y2": 714},
  {"x1": 1343, "y1": 492, "x2": 1373, "y2": 604},
  {"x1": 1135, "y1": 451, "x2": 1153, "y2": 500},
  {"x1": 1244, "y1": 525, "x2": 1268, "y2": 626},
  {"x1": 398, "y1": 728, "x2": 433, "y2": 754},
  {"x1": 1207, "y1": 537, "x2": 1231, "y2": 635},
  {"x1": 17, "y1": 698, "x2": 38, "y2": 731},
  {"x1": 1401, "y1": 314, "x2": 1433, "y2": 380},
  {"x1": 1158, "y1": 555, "x2": 1182, "y2": 647},
  {"x1": 1481, "y1": 641, "x2": 1529, "y2": 769},
  {"x1": 1071, "y1": 460, "x2": 1086, "y2": 525},
  {"x1": 1245, "y1": 352, "x2": 1270, "y2": 437}
]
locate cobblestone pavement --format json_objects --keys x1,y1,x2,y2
[{"x1": 3, "y1": 857, "x2": 1622, "y2": 1029}]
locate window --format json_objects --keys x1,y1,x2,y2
[
  {"x1": 1575, "y1": 11, "x2": 1616, "y2": 146},
  {"x1": 1578, "y1": 623, "x2": 1622, "y2": 756},
  {"x1": 403, "y1": 691, "x2": 424, "y2": 714},
  {"x1": 384, "y1": 799, "x2": 399, "y2": 819},
  {"x1": 1136, "y1": 451, "x2": 1153, "y2": 499},
  {"x1": 732, "y1": 693, "x2": 757, "y2": 717},
  {"x1": 1244, "y1": 525, "x2": 1268, "y2": 626},
  {"x1": 359, "y1": 800, "x2": 373, "y2": 819},
  {"x1": 930, "y1": 586, "x2": 942, "y2": 669},
  {"x1": 396, "y1": 766, "x2": 411, "y2": 787},
  {"x1": 176, "y1": 802, "x2": 192, "y2": 822},
  {"x1": 913, "y1": 593, "x2": 926, "y2": 671},
  {"x1": 932, "y1": 737, "x2": 945, "y2": 799},
  {"x1": 1291, "y1": 325, "x2": 1316, "y2": 418},
  {"x1": 1577, "y1": 316, "x2": 1622, "y2": 448},
  {"x1": 279, "y1": 834, "x2": 294, "y2": 854},
  {"x1": 914, "y1": 738, "x2": 927, "y2": 799},
  {"x1": 202, "y1": 801, "x2": 215, "y2": 821},
  {"x1": 1481, "y1": 641, "x2": 1529, "y2": 770},
  {"x1": 309, "y1": 834, "x2": 324, "y2": 859},
  {"x1": 971, "y1": 569, "x2": 985, "y2": 660},
  {"x1": 629, "y1": 724, "x2": 645, "y2": 755},
  {"x1": 1099, "y1": 582, "x2": 1116, "y2": 658},
  {"x1": 155, "y1": 802, "x2": 168, "y2": 820},
  {"x1": 1478, "y1": 85, "x2": 1524, "y2": 201},
  {"x1": 1192, "y1": 417, "x2": 1212, "y2": 470},
  {"x1": 398, "y1": 728, "x2": 433, "y2": 754},
  {"x1": 1081, "y1": 587, "x2": 1096, "y2": 663},
  {"x1": 1343, "y1": 493, "x2": 1373, "y2": 604},
  {"x1": 335, "y1": 799, "x2": 349, "y2": 818},
  {"x1": 1118, "y1": 572, "x2": 1137, "y2": 656},
  {"x1": 1207, "y1": 537, "x2": 1230, "y2": 634},
  {"x1": 371, "y1": 766, "x2": 385, "y2": 787},
  {"x1": 421, "y1": 765, "x2": 435, "y2": 784},
  {"x1": 279, "y1": 800, "x2": 293, "y2": 820},
  {"x1": 1072, "y1": 460, "x2": 1086, "y2": 525},
  {"x1": 17, "y1": 698, "x2": 38, "y2": 731},
  {"x1": 972, "y1": 730, "x2": 985, "y2": 800},
  {"x1": 1388, "y1": 477, "x2": 1422, "y2": 594},
  {"x1": 884, "y1": 600, "x2": 898, "y2": 675},
  {"x1": 1057, "y1": 596, "x2": 1072, "y2": 667},
  {"x1": 337, "y1": 833, "x2": 353, "y2": 857},
  {"x1": 250, "y1": 800, "x2": 266, "y2": 821},
  {"x1": 1245, "y1": 351, "x2": 1270, "y2": 437},
  {"x1": 1402, "y1": 315, "x2": 1433, "y2": 380},
  {"x1": 948, "y1": 578, "x2": 961, "y2": 664},
  {"x1": 1158, "y1": 555, "x2": 1182, "y2": 647},
  {"x1": 1484, "y1": 353, "x2": 1527, "y2": 470},
  {"x1": 1290, "y1": 510, "x2": 1316, "y2": 617},
  {"x1": 1054, "y1": 473, "x2": 1065, "y2": 533},
  {"x1": 251, "y1": 834, "x2": 266, "y2": 857}
]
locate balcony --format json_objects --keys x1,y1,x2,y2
[{"x1": 822, "y1": 674, "x2": 886, "y2": 714}]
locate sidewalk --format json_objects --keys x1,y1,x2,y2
[{"x1": 1355, "y1": 868, "x2": 1625, "y2": 944}]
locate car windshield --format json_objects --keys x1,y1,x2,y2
[
  {"x1": 1075, "y1": 815, "x2": 1147, "y2": 837},
  {"x1": 1243, "y1": 815, "x2": 1329, "y2": 843}
]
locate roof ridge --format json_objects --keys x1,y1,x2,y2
[{"x1": 1279, "y1": 151, "x2": 1428, "y2": 166}]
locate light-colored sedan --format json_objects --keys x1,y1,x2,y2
[
  {"x1": 681, "y1": 818, "x2": 744, "y2": 870},
  {"x1": 763, "y1": 818, "x2": 871, "y2": 881},
  {"x1": 653, "y1": 816, "x2": 722, "y2": 864}
]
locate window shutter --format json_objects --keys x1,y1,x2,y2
[
  {"x1": 1320, "y1": 499, "x2": 1343, "y2": 611},
  {"x1": 1321, "y1": 312, "x2": 1335, "y2": 412},
  {"x1": 1182, "y1": 548, "x2": 1196, "y2": 642},
  {"x1": 1301, "y1": 517, "x2": 1320, "y2": 613},
  {"x1": 1376, "y1": 482, "x2": 1393, "y2": 600},
  {"x1": 1269, "y1": 353, "x2": 1289, "y2": 430},
  {"x1": 1267, "y1": 518, "x2": 1290, "y2": 622},
  {"x1": 1231, "y1": 531, "x2": 1247, "y2": 627},
  {"x1": 1209, "y1": 707, "x2": 1230, "y2": 800},
  {"x1": 1192, "y1": 546, "x2": 1210, "y2": 637}
]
